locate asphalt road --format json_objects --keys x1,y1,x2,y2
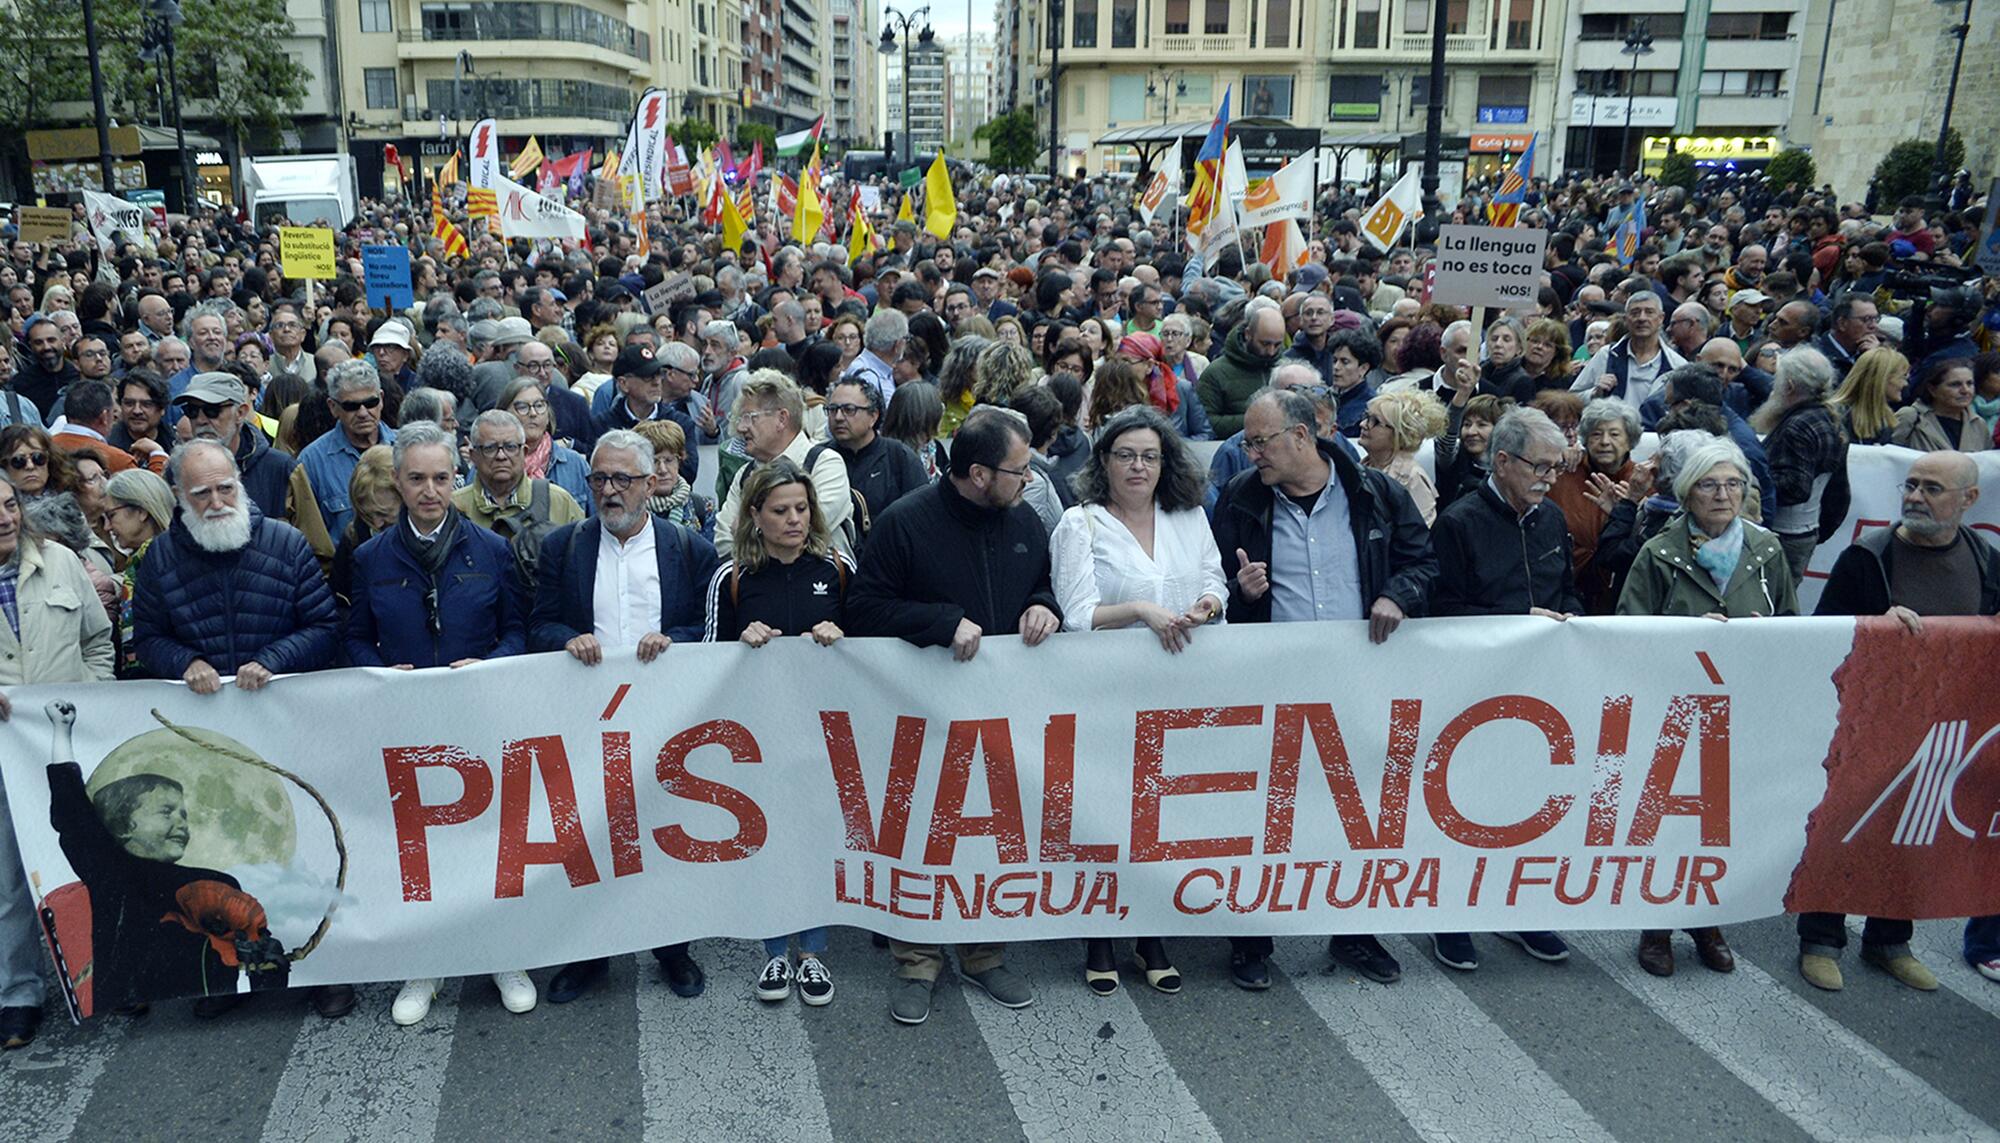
[{"x1": 4, "y1": 916, "x2": 1997, "y2": 1142}]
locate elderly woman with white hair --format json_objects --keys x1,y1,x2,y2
[
  {"x1": 1751, "y1": 346, "x2": 1848, "y2": 587},
  {"x1": 1615, "y1": 435, "x2": 1795, "y2": 980}
]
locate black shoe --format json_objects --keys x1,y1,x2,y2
[
  {"x1": 310, "y1": 984, "x2": 357, "y2": 1020},
  {"x1": 655, "y1": 946, "x2": 706, "y2": 998},
  {"x1": 547, "y1": 958, "x2": 609, "y2": 1004},
  {"x1": 1229, "y1": 952, "x2": 1271, "y2": 991},
  {"x1": 191, "y1": 992, "x2": 250, "y2": 1019},
  {"x1": 0, "y1": 1005, "x2": 42, "y2": 1050},
  {"x1": 1327, "y1": 935, "x2": 1402, "y2": 984}
]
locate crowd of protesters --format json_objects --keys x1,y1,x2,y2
[{"x1": 0, "y1": 158, "x2": 1997, "y2": 1048}]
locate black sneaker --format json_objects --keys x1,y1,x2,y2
[
  {"x1": 0, "y1": 1005, "x2": 42, "y2": 1050},
  {"x1": 1229, "y1": 951, "x2": 1271, "y2": 991},
  {"x1": 796, "y1": 957, "x2": 834, "y2": 1006},
  {"x1": 1327, "y1": 935, "x2": 1402, "y2": 983},
  {"x1": 1431, "y1": 932, "x2": 1479, "y2": 971},
  {"x1": 755, "y1": 956, "x2": 793, "y2": 1002}
]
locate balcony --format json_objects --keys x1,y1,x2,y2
[
  {"x1": 1392, "y1": 32, "x2": 1489, "y2": 53},
  {"x1": 1157, "y1": 32, "x2": 1247, "y2": 53},
  {"x1": 407, "y1": 3, "x2": 643, "y2": 58},
  {"x1": 783, "y1": 38, "x2": 816, "y2": 69}
]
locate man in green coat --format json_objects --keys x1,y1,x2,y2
[{"x1": 1197, "y1": 307, "x2": 1288, "y2": 436}]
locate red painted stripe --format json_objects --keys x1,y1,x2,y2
[
  {"x1": 600, "y1": 683, "x2": 632, "y2": 721},
  {"x1": 1695, "y1": 652, "x2": 1724, "y2": 686}
]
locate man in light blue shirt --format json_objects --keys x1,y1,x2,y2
[{"x1": 294, "y1": 359, "x2": 397, "y2": 544}]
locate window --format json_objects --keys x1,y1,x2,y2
[
  {"x1": 1354, "y1": 0, "x2": 1380, "y2": 46},
  {"x1": 1166, "y1": 0, "x2": 1189, "y2": 34},
  {"x1": 1411, "y1": 72, "x2": 1448, "y2": 107},
  {"x1": 1328, "y1": 73, "x2": 1383, "y2": 120},
  {"x1": 1244, "y1": 74, "x2": 1292, "y2": 118},
  {"x1": 1403, "y1": 0, "x2": 1427, "y2": 33},
  {"x1": 1699, "y1": 69, "x2": 1784, "y2": 97},
  {"x1": 364, "y1": 68, "x2": 398, "y2": 109},
  {"x1": 1476, "y1": 74, "x2": 1531, "y2": 122},
  {"x1": 1445, "y1": 0, "x2": 1467, "y2": 34},
  {"x1": 1072, "y1": 0, "x2": 1097, "y2": 46},
  {"x1": 360, "y1": 0, "x2": 392, "y2": 32},
  {"x1": 1578, "y1": 13, "x2": 1684, "y2": 40},
  {"x1": 1503, "y1": 0, "x2": 1533, "y2": 49},
  {"x1": 1179, "y1": 72, "x2": 1214, "y2": 107},
  {"x1": 1265, "y1": 0, "x2": 1290, "y2": 47},
  {"x1": 1112, "y1": 0, "x2": 1137, "y2": 47},
  {"x1": 1204, "y1": 0, "x2": 1230, "y2": 35},
  {"x1": 1109, "y1": 74, "x2": 1145, "y2": 121},
  {"x1": 1708, "y1": 12, "x2": 1789, "y2": 39}
]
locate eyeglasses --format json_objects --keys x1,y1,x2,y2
[
  {"x1": 336, "y1": 395, "x2": 382, "y2": 412},
  {"x1": 1242, "y1": 427, "x2": 1297, "y2": 456},
  {"x1": 987, "y1": 462, "x2": 1033, "y2": 481},
  {"x1": 825, "y1": 402, "x2": 873, "y2": 417},
  {"x1": 520, "y1": 359, "x2": 556, "y2": 372},
  {"x1": 6, "y1": 452, "x2": 47, "y2": 470},
  {"x1": 738, "y1": 408, "x2": 782, "y2": 425},
  {"x1": 1901, "y1": 478, "x2": 1970, "y2": 497},
  {"x1": 585, "y1": 471, "x2": 642, "y2": 491},
  {"x1": 1502, "y1": 452, "x2": 1562, "y2": 479},
  {"x1": 473, "y1": 440, "x2": 525, "y2": 456},
  {"x1": 510, "y1": 400, "x2": 550, "y2": 416},
  {"x1": 1693, "y1": 478, "x2": 1746, "y2": 497},
  {"x1": 77, "y1": 347, "x2": 110, "y2": 360},
  {"x1": 1109, "y1": 448, "x2": 1163, "y2": 468},
  {"x1": 181, "y1": 400, "x2": 232, "y2": 420}
]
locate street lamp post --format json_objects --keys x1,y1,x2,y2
[
  {"x1": 1618, "y1": 19, "x2": 1655, "y2": 177},
  {"x1": 1417, "y1": 0, "x2": 1449, "y2": 238},
  {"x1": 1146, "y1": 69, "x2": 1185, "y2": 126},
  {"x1": 147, "y1": 0, "x2": 196, "y2": 210},
  {"x1": 81, "y1": 0, "x2": 116, "y2": 193},
  {"x1": 1930, "y1": 0, "x2": 1975, "y2": 208},
  {"x1": 1047, "y1": 0, "x2": 1063, "y2": 181},
  {"x1": 879, "y1": 5, "x2": 934, "y2": 170}
]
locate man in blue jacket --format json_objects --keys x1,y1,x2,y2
[
  {"x1": 528, "y1": 428, "x2": 718, "y2": 1007},
  {"x1": 129, "y1": 438, "x2": 349, "y2": 1020}
]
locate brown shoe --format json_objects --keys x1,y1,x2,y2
[
  {"x1": 1689, "y1": 927, "x2": 1735, "y2": 973},
  {"x1": 1637, "y1": 930, "x2": 1674, "y2": 977}
]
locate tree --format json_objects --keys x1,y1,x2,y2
[
  {"x1": 735, "y1": 123, "x2": 777, "y2": 155},
  {"x1": 975, "y1": 108, "x2": 1040, "y2": 172},
  {"x1": 1871, "y1": 130, "x2": 1964, "y2": 206},
  {"x1": 1658, "y1": 151, "x2": 1697, "y2": 192},
  {"x1": 673, "y1": 116, "x2": 719, "y2": 153},
  {"x1": 1764, "y1": 149, "x2": 1816, "y2": 192}
]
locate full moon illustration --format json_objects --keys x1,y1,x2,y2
[{"x1": 85, "y1": 727, "x2": 297, "y2": 869}]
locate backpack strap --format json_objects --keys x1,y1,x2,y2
[{"x1": 528, "y1": 477, "x2": 551, "y2": 523}]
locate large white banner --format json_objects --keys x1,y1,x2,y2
[
  {"x1": 1799, "y1": 444, "x2": 2000, "y2": 611},
  {"x1": 493, "y1": 172, "x2": 587, "y2": 240},
  {"x1": 6, "y1": 617, "x2": 1999, "y2": 1016}
]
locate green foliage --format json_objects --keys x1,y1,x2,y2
[
  {"x1": 1764, "y1": 149, "x2": 1816, "y2": 191},
  {"x1": 734, "y1": 123, "x2": 778, "y2": 155},
  {"x1": 0, "y1": 0, "x2": 307, "y2": 138},
  {"x1": 974, "y1": 107, "x2": 1041, "y2": 172},
  {"x1": 1658, "y1": 151, "x2": 1697, "y2": 192},
  {"x1": 1872, "y1": 129, "x2": 1964, "y2": 205},
  {"x1": 674, "y1": 116, "x2": 719, "y2": 152}
]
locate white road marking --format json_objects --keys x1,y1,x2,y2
[
  {"x1": 259, "y1": 980, "x2": 461, "y2": 1143},
  {"x1": 0, "y1": 1009, "x2": 131, "y2": 1143}
]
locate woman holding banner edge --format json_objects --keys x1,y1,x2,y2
[{"x1": 1049, "y1": 406, "x2": 1225, "y2": 995}]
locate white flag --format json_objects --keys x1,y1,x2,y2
[
  {"x1": 617, "y1": 89, "x2": 669, "y2": 205},
  {"x1": 1235, "y1": 152, "x2": 1314, "y2": 228},
  {"x1": 1360, "y1": 168, "x2": 1424, "y2": 252},
  {"x1": 1136, "y1": 139, "x2": 1182, "y2": 226},
  {"x1": 468, "y1": 119, "x2": 500, "y2": 190},
  {"x1": 81, "y1": 189, "x2": 152, "y2": 256},
  {"x1": 493, "y1": 172, "x2": 586, "y2": 240},
  {"x1": 1197, "y1": 140, "x2": 1247, "y2": 257}
]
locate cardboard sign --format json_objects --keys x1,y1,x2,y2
[
  {"x1": 361, "y1": 244, "x2": 415, "y2": 312},
  {"x1": 1431, "y1": 224, "x2": 1547, "y2": 309},
  {"x1": 643, "y1": 271, "x2": 695, "y2": 316},
  {"x1": 15, "y1": 207, "x2": 71, "y2": 245},
  {"x1": 279, "y1": 227, "x2": 339, "y2": 280}
]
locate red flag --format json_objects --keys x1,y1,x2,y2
[
  {"x1": 663, "y1": 137, "x2": 694, "y2": 198},
  {"x1": 717, "y1": 139, "x2": 738, "y2": 182},
  {"x1": 739, "y1": 141, "x2": 763, "y2": 190}
]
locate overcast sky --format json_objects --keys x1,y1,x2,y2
[{"x1": 885, "y1": 2, "x2": 993, "y2": 40}]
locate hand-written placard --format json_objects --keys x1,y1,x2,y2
[
  {"x1": 361, "y1": 245, "x2": 415, "y2": 312},
  {"x1": 279, "y1": 227, "x2": 339, "y2": 280},
  {"x1": 16, "y1": 207, "x2": 72, "y2": 245},
  {"x1": 1432, "y1": 225, "x2": 1548, "y2": 309}
]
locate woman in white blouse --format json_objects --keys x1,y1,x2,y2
[{"x1": 1050, "y1": 406, "x2": 1226, "y2": 998}]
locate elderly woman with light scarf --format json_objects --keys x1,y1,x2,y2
[{"x1": 1615, "y1": 436, "x2": 1796, "y2": 979}]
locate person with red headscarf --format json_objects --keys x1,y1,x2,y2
[{"x1": 1117, "y1": 333, "x2": 1213, "y2": 440}]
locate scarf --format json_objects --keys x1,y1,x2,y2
[
  {"x1": 1690, "y1": 515, "x2": 1745, "y2": 592},
  {"x1": 1118, "y1": 332, "x2": 1179, "y2": 414},
  {"x1": 647, "y1": 478, "x2": 694, "y2": 520},
  {"x1": 523, "y1": 432, "x2": 553, "y2": 480}
]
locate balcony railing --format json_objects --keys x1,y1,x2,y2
[
  {"x1": 1392, "y1": 32, "x2": 1489, "y2": 53},
  {"x1": 1157, "y1": 33, "x2": 1248, "y2": 52},
  {"x1": 406, "y1": 3, "x2": 643, "y2": 59}
]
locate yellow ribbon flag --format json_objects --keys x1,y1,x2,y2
[
  {"x1": 508, "y1": 136, "x2": 545, "y2": 180},
  {"x1": 722, "y1": 181, "x2": 751, "y2": 253},
  {"x1": 923, "y1": 153, "x2": 956, "y2": 240},
  {"x1": 847, "y1": 198, "x2": 876, "y2": 261},
  {"x1": 896, "y1": 192, "x2": 914, "y2": 224}
]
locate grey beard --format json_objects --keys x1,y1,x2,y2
[
  {"x1": 183, "y1": 501, "x2": 253, "y2": 552},
  {"x1": 1901, "y1": 509, "x2": 1952, "y2": 541}
]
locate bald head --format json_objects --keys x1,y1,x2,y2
[
  {"x1": 1245, "y1": 308, "x2": 1288, "y2": 357},
  {"x1": 1902, "y1": 451, "x2": 1981, "y2": 539},
  {"x1": 1271, "y1": 362, "x2": 1321, "y2": 390},
  {"x1": 1698, "y1": 338, "x2": 1745, "y2": 382}
]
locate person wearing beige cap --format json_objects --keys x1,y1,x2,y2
[
  {"x1": 172, "y1": 372, "x2": 296, "y2": 522},
  {"x1": 367, "y1": 320, "x2": 417, "y2": 391},
  {"x1": 1725, "y1": 289, "x2": 1770, "y2": 350}
]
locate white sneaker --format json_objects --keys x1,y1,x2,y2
[
  {"x1": 796, "y1": 956, "x2": 834, "y2": 1006},
  {"x1": 392, "y1": 979, "x2": 439, "y2": 1026},
  {"x1": 755, "y1": 956, "x2": 793, "y2": 1002},
  {"x1": 1978, "y1": 957, "x2": 2000, "y2": 982},
  {"x1": 492, "y1": 970, "x2": 537, "y2": 1014}
]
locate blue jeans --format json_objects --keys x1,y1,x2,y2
[
  {"x1": 763, "y1": 928, "x2": 828, "y2": 958},
  {"x1": 1965, "y1": 916, "x2": 2000, "y2": 964}
]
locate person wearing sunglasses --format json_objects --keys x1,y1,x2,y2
[
  {"x1": 527, "y1": 429, "x2": 718, "y2": 1008},
  {"x1": 342, "y1": 421, "x2": 537, "y2": 1027},
  {"x1": 0, "y1": 423, "x2": 78, "y2": 503},
  {"x1": 1427, "y1": 406, "x2": 1582, "y2": 974},
  {"x1": 290, "y1": 359, "x2": 396, "y2": 567},
  {"x1": 169, "y1": 371, "x2": 295, "y2": 522}
]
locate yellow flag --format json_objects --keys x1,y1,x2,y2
[
  {"x1": 721, "y1": 183, "x2": 750, "y2": 253},
  {"x1": 437, "y1": 151, "x2": 461, "y2": 187},
  {"x1": 847, "y1": 198, "x2": 876, "y2": 261},
  {"x1": 792, "y1": 165, "x2": 823, "y2": 245},
  {"x1": 508, "y1": 136, "x2": 544, "y2": 180},
  {"x1": 896, "y1": 192, "x2": 914, "y2": 224},
  {"x1": 923, "y1": 153, "x2": 956, "y2": 240}
]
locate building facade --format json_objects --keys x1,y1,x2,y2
[
  {"x1": 882, "y1": 36, "x2": 951, "y2": 161},
  {"x1": 945, "y1": 32, "x2": 998, "y2": 151}
]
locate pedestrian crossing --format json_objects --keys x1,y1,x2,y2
[{"x1": 4, "y1": 917, "x2": 1998, "y2": 1143}]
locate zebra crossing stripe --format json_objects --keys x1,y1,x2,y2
[
  {"x1": 633, "y1": 946, "x2": 835, "y2": 1142},
  {"x1": 258, "y1": 981, "x2": 461, "y2": 1143},
  {"x1": 1276, "y1": 936, "x2": 1617, "y2": 1143},
  {"x1": 0, "y1": 1010, "x2": 130, "y2": 1143},
  {"x1": 959, "y1": 941, "x2": 1224, "y2": 1143},
  {"x1": 1567, "y1": 931, "x2": 2000, "y2": 1142}
]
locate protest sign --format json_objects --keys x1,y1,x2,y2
[
  {"x1": 643, "y1": 271, "x2": 695, "y2": 315},
  {"x1": 361, "y1": 244, "x2": 415, "y2": 312},
  {"x1": 16, "y1": 207, "x2": 72, "y2": 245},
  {"x1": 81, "y1": 189, "x2": 152, "y2": 256},
  {"x1": 279, "y1": 227, "x2": 338, "y2": 280},
  {"x1": 5, "y1": 618, "x2": 1996, "y2": 1016},
  {"x1": 1432, "y1": 224, "x2": 1547, "y2": 309}
]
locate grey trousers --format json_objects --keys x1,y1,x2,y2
[{"x1": 0, "y1": 774, "x2": 48, "y2": 1008}]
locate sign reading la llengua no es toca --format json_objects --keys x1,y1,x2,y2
[{"x1": 1432, "y1": 224, "x2": 1547, "y2": 309}]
